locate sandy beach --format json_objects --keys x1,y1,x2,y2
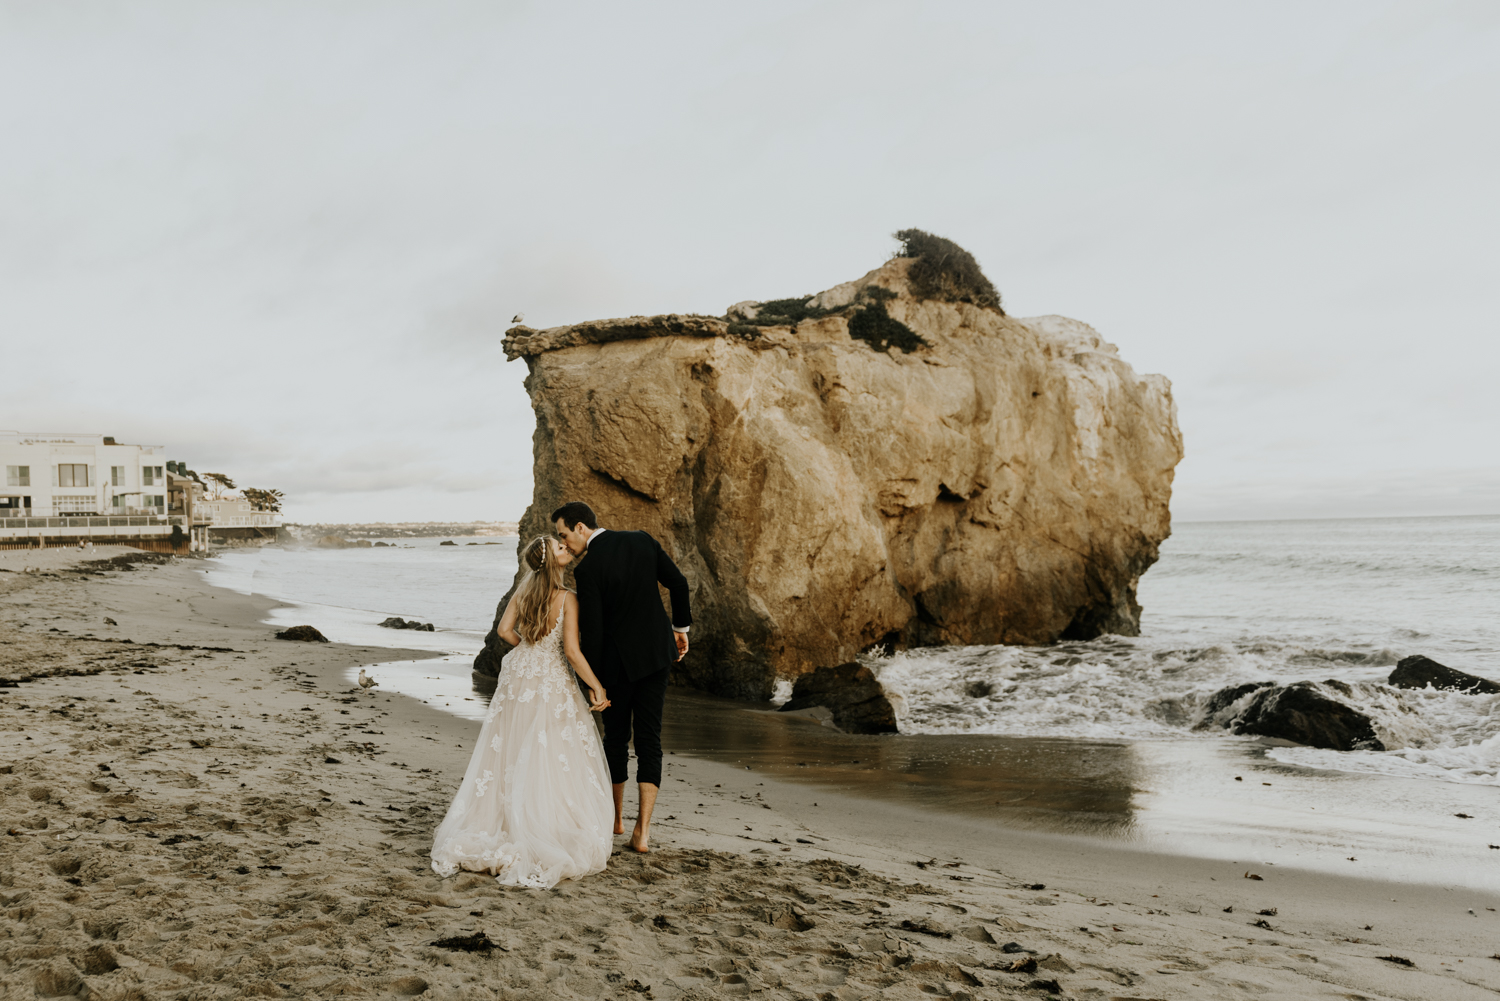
[{"x1": 5, "y1": 548, "x2": 1500, "y2": 1000}]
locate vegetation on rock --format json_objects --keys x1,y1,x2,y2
[
  {"x1": 721, "y1": 229, "x2": 1000, "y2": 353},
  {"x1": 848, "y1": 296, "x2": 925, "y2": 353},
  {"x1": 725, "y1": 280, "x2": 927, "y2": 354},
  {"x1": 892, "y1": 228, "x2": 1003, "y2": 314}
]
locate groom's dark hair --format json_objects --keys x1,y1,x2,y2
[{"x1": 551, "y1": 501, "x2": 597, "y2": 531}]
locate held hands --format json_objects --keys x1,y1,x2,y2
[
  {"x1": 587, "y1": 686, "x2": 610, "y2": 712},
  {"x1": 674, "y1": 631, "x2": 689, "y2": 661}
]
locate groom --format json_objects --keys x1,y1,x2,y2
[{"x1": 553, "y1": 501, "x2": 691, "y2": 853}]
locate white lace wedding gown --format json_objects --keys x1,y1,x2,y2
[{"x1": 430, "y1": 610, "x2": 612, "y2": 888}]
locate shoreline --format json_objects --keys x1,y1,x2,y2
[{"x1": 5, "y1": 549, "x2": 1500, "y2": 998}]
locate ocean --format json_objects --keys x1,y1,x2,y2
[
  {"x1": 877, "y1": 515, "x2": 1500, "y2": 785},
  {"x1": 202, "y1": 537, "x2": 504, "y2": 715},
  {"x1": 202, "y1": 515, "x2": 1500, "y2": 888}
]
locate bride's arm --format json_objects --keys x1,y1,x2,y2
[
  {"x1": 561, "y1": 591, "x2": 609, "y2": 711},
  {"x1": 496, "y1": 592, "x2": 523, "y2": 647}
]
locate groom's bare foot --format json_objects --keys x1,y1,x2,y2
[
  {"x1": 631, "y1": 781, "x2": 659, "y2": 853},
  {"x1": 614, "y1": 817, "x2": 625, "y2": 835}
]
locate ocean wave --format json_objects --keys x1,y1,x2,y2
[
  {"x1": 868, "y1": 634, "x2": 1500, "y2": 786},
  {"x1": 1268, "y1": 735, "x2": 1500, "y2": 786}
]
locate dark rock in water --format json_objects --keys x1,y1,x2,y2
[
  {"x1": 778, "y1": 662, "x2": 898, "y2": 734},
  {"x1": 1201, "y1": 681, "x2": 1274, "y2": 717},
  {"x1": 1199, "y1": 679, "x2": 1384, "y2": 751},
  {"x1": 379, "y1": 616, "x2": 435, "y2": 632},
  {"x1": 373, "y1": 541, "x2": 390, "y2": 547},
  {"x1": 1389, "y1": 655, "x2": 1500, "y2": 694},
  {"x1": 275, "y1": 625, "x2": 328, "y2": 643},
  {"x1": 314, "y1": 535, "x2": 372, "y2": 549},
  {"x1": 439, "y1": 540, "x2": 456, "y2": 546}
]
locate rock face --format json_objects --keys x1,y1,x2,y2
[
  {"x1": 505, "y1": 252, "x2": 1182, "y2": 699},
  {"x1": 1388, "y1": 655, "x2": 1500, "y2": 694},
  {"x1": 778, "y1": 662, "x2": 899, "y2": 734},
  {"x1": 1196, "y1": 679, "x2": 1430, "y2": 751}
]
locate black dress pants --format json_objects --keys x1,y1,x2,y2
[{"x1": 600, "y1": 659, "x2": 668, "y2": 787}]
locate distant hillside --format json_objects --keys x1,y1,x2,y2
[{"x1": 283, "y1": 521, "x2": 518, "y2": 540}]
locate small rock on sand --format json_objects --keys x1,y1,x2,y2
[{"x1": 275, "y1": 625, "x2": 328, "y2": 642}]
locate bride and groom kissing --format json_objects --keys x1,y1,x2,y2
[{"x1": 429, "y1": 501, "x2": 693, "y2": 889}]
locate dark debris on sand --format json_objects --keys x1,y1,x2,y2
[{"x1": 431, "y1": 931, "x2": 502, "y2": 953}]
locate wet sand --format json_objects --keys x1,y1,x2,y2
[
  {"x1": 659, "y1": 690, "x2": 1500, "y2": 892},
  {"x1": 5, "y1": 547, "x2": 1500, "y2": 1000}
]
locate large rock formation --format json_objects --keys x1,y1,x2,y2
[{"x1": 502, "y1": 246, "x2": 1182, "y2": 699}]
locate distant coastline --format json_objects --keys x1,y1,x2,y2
[{"x1": 282, "y1": 520, "x2": 518, "y2": 540}]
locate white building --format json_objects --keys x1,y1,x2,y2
[
  {"x1": 198, "y1": 496, "x2": 280, "y2": 532},
  {"x1": 1, "y1": 431, "x2": 190, "y2": 551}
]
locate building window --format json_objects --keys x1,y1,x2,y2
[
  {"x1": 53, "y1": 495, "x2": 98, "y2": 515},
  {"x1": 111, "y1": 466, "x2": 126, "y2": 486},
  {"x1": 141, "y1": 466, "x2": 164, "y2": 486},
  {"x1": 5, "y1": 466, "x2": 29, "y2": 487},
  {"x1": 58, "y1": 464, "x2": 90, "y2": 487}
]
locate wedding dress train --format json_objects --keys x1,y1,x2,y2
[{"x1": 430, "y1": 611, "x2": 612, "y2": 888}]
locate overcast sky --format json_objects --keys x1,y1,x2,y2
[{"x1": 3, "y1": 1, "x2": 1496, "y2": 524}]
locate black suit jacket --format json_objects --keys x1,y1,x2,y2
[{"x1": 574, "y1": 529, "x2": 692, "y2": 684}]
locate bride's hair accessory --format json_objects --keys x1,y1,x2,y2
[{"x1": 514, "y1": 535, "x2": 566, "y2": 643}]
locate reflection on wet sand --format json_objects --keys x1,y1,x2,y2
[
  {"x1": 471, "y1": 671, "x2": 496, "y2": 701},
  {"x1": 661, "y1": 690, "x2": 1144, "y2": 838},
  {"x1": 464, "y1": 671, "x2": 1144, "y2": 837}
]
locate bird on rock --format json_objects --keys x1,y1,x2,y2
[
  {"x1": 511, "y1": 312, "x2": 525, "y2": 323},
  {"x1": 358, "y1": 669, "x2": 378, "y2": 690}
]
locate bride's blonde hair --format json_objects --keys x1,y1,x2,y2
[{"x1": 513, "y1": 535, "x2": 567, "y2": 643}]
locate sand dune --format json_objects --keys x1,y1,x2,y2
[{"x1": 4, "y1": 548, "x2": 1500, "y2": 999}]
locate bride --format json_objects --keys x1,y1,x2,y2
[{"x1": 430, "y1": 535, "x2": 613, "y2": 888}]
